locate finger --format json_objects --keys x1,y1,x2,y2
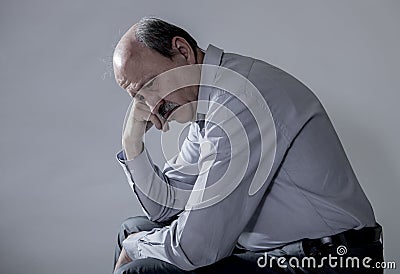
[
  {"x1": 145, "y1": 121, "x2": 153, "y2": 132},
  {"x1": 131, "y1": 99, "x2": 149, "y2": 113},
  {"x1": 156, "y1": 113, "x2": 167, "y2": 131},
  {"x1": 148, "y1": 113, "x2": 163, "y2": 130},
  {"x1": 129, "y1": 101, "x2": 153, "y2": 122},
  {"x1": 130, "y1": 100, "x2": 165, "y2": 130},
  {"x1": 163, "y1": 120, "x2": 170, "y2": 132}
]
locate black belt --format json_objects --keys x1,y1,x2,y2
[{"x1": 303, "y1": 224, "x2": 382, "y2": 256}]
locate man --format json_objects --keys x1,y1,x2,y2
[{"x1": 112, "y1": 17, "x2": 383, "y2": 273}]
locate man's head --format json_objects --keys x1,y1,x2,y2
[{"x1": 113, "y1": 17, "x2": 204, "y2": 123}]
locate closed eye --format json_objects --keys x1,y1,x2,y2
[
  {"x1": 135, "y1": 94, "x2": 145, "y2": 100},
  {"x1": 142, "y1": 78, "x2": 156, "y2": 89}
]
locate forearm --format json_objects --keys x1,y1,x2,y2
[
  {"x1": 122, "y1": 181, "x2": 257, "y2": 271},
  {"x1": 122, "y1": 112, "x2": 145, "y2": 160},
  {"x1": 122, "y1": 97, "x2": 166, "y2": 160},
  {"x1": 117, "y1": 149, "x2": 190, "y2": 222},
  {"x1": 123, "y1": 140, "x2": 144, "y2": 160}
]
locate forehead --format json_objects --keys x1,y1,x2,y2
[
  {"x1": 114, "y1": 48, "x2": 165, "y2": 87},
  {"x1": 115, "y1": 60, "x2": 143, "y2": 85}
]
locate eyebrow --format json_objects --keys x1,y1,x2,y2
[
  {"x1": 120, "y1": 74, "x2": 158, "y2": 95},
  {"x1": 118, "y1": 78, "x2": 130, "y2": 89}
]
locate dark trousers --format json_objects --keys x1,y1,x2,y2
[{"x1": 113, "y1": 216, "x2": 384, "y2": 274}]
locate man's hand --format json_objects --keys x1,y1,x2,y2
[
  {"x1": 122, "y1": 99, "x2": 166, "y2": 160},
  {"x1": 114, "y1": 247, "x2": 133, "y2": 272},
  {"x1": 114, "y1": 233, "x2": 141, "y2": 272}
]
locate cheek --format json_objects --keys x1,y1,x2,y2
[
  {"x1": 171, "y1": 104, "x2": 194, "y2": 123},
  {"x1": 166, "y1": 87, "x2": 190, "y2": 104}
]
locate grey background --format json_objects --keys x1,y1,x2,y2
[{"x1": 0, "y1": 0, "x2": 398, "y2": 273}]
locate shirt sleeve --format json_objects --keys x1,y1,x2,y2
[
  {"x1": 122, "y1": 93, "x2": 276, "y2": 270},
  {"x1": 117, "y1": 122, "x2": 202, "y2": 222}
]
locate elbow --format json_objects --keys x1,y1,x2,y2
[
  {"x1": 178, "y1": 242, "x2": 223, "y2": 271},
  {"x1": 182, "y1": 254, "x2": 219, "y2": 271},
  {"x1": 146, "y1": 213, "x2": 166, "y2": 223},
  {"x1": 146, "y1": 210, "x2": 179, "y2": 223},
  {"x1": 144, "y1": 209, "x2": 165, "y2": 222}
]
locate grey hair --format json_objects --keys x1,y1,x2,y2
[{"x1": 135, "y1": 17, "x2": 198, "y2": 58}]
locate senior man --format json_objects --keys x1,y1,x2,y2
[{"x1": 112, "y1": 17, "x2": 383, "y2": 274}]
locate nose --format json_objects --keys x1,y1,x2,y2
[{"x1": 143, "y1": 94, "x2": 164, "y2": 114}]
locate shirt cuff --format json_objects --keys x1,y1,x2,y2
[
  {"x1": 122, "y1": 231, "x2": 149, "y2": 259},
  {"x1": 116, "y1": 148, "x2": 155, "y2": 181},
  {"x1": 116, "y1": 150, "x2": 127, "y2": 162}
]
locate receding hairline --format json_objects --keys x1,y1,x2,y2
[{"x1": 112, "y1": 28, "x2": 145, "y2": 69}]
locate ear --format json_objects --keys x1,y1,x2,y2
[{"x1": 171, "y1": 36, "x2": 196, "y2": 64}]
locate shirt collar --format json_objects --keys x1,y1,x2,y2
[{"x1": 196, "y1": 44, "x2": 224, "y2": 121}]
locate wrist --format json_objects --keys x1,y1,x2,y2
[{"x1": 123, "y1": 141, "x2": 144, "y2": 160}]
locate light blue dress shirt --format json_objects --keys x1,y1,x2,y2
[{"x1": 117, "y1": 45, "x2": 376, "y2": 271}]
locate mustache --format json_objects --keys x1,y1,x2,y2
[{"x1": 158, "y1": 101, "x2": 180, "y2": 119}]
